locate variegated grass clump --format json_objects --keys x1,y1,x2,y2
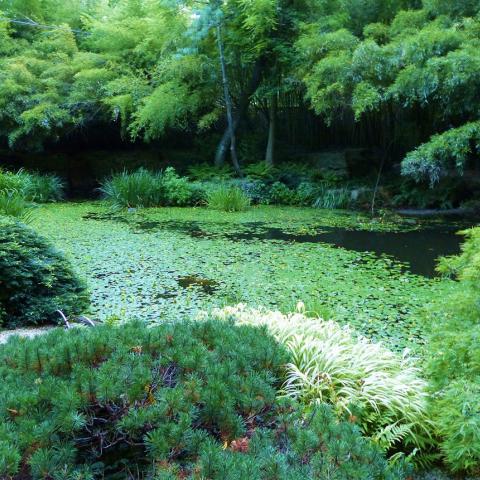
[{"x1": 210, "y1": 303, "x2": 434, "y2": 461}]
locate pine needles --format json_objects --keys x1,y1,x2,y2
[
  {"x1": 0, "y1": 320, "x2": 405, "y2": 479},
  {"x1": 211, "y1": 304, "x2": 434, "y2": 460}
]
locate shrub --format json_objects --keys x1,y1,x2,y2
[
  {"x1": 0, "y1": 320, "x2": 406, "y2": 479},
  {"x1": 0, "y1": 169, "x2": 64, "y2": 203},
  {"x1": 296, "y1": 181, "x2": 322, "y2": 206},
  {"x1": 425, "y1": 227, "x2": 480, "y2": 473},
  {"x1": 313, "y1": 184, "x2": 351, "y2": 209},
  {"x1": 100, "y1": 168, "x2": 164, "y2": 208},
  {"x1": 161, "y1": 167, "x2": 203, "y2": 206},
  {"x1": 390, "y1": 177, "x2": 458, "y2": 209},
  {"x1": 0, "y1": 216, "x2": 89, "y2": 328},
  {"x1": 243, "y1": 161, "x2": 276, "y2": 180},
  {"x1": 436, "y1": 227, "x2": 480, "y2": 282},
  {"x1": 100, "y1": 168, "x2": 204, "y2": 208},
  {"x1": 0, "y1": 191, "x2": 35, "y2": 222},
  {"x1": 267, "y1": 181, "x2": 297, "y2": 205},
  {"x1": 0, "y1": 169, "x2": 25, "y2": 192},
  {"x1": 432, "y1": 380, "x2": 480, "y2": 473},
  {"x1": 207, "y1": 185, "x2": 251, "y2": 212},
  {"x1": 210, "y1": 304, "x2": 433, "y2": 460},
  {"x1": 265, "y1": 181, "x2": 353, "y2": 209},
  {"x1": 22, "y1": 172, "x2": 64, "y2": 202},
  {"x1": 227, "y1": 179, "x2": 270, "y2": 204},
  {"x1": 188, "y1": 163, "x2": 234, "y2": 181}
]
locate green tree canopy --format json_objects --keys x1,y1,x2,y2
[
  {"x1": 1, "y1": 0, "x2": 480, "y2": 183},
  {"x1": 296, "y1": 0, "x2": 480, "y2": 183}
]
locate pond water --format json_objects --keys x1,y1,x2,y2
[
  {"x1": 34, "y1": 203, "x2": 467, "y2": 349},
  {"x1": 130, "y1": 218, "x2": 466, "y2": 277},
  {"x1": 225, "y1": 224, "x2": 464, "y2": 277}
]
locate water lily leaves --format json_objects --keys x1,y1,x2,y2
[{"x1": 34, "y1": 202, "x2": 454, "y2": 351}]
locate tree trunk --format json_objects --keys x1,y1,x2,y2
[
  {"x1": 265, "y1": 94, "x2": 277, "y2": 166},
  {"x1": 215, "y1": 22, "x2": 242, "y2": 175},
  {"x1": 214, "y1": 57, "x2": 265, "y2": 167}
]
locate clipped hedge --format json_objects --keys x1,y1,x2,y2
[
  {"x1": 0, "y1": 216, "x2": 89, "y2": 328},
  {"x1": 0, "y1": 320, "x2": 406, "y2": 479}
]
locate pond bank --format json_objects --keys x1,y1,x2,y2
[{"x1": 397, "y1": 207, "x2": 477, "y2": 218}]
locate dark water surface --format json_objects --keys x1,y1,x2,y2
[
  {"x1": 317, "y1": 228, "x2": 462, "y2": 277},
  {"x1": 226, "y1": 225, "x2": 465, "y2": 277}
]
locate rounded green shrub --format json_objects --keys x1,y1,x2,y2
[
  {"x1": 267, "y1": 181, "x2": 297, "y2": 205},
  {"x1": 0, "y1": 216, "x2": 89, "y2": 328},
  {"x1": 0, "y1": 320, "x2": 406, "y2": 479},
  {"x1": 161, "y1": 166, "x2": 204, "y2": 206}
]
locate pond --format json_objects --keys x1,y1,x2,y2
[
  {"x1": 81, "y1": 209, "x2": 465, "y2": 277},
  {"x1": 33, "y1": 203, "x2": 470, "y2": 350},
  {"x1": 224, "y1": 223, "x2": 463, "y2": 277},
  {"x1": 322, "y1": 226, "x2": 463, "y2": 277}
]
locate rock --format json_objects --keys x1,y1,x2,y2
[
  {"x1": 309, "y1": 151, "x2": 348, "y2": 177},
  {"x1": 350, "y1": 187, "x2": 372, "y2": 202},
  {"x1": 293, "y1": 148, "x2": 380, "y2": 179},
  {"x1": 345, "y1": 148, "x2": 381, "y2": 178}
]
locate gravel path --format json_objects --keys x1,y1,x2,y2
[{"x1": 0, "y1": 326, "x2": 57, "y2": 345}]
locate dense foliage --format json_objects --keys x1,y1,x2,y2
[
  {"x1": 424, "y1": 228, "x2": 480, "y2": 473},
  {"x1": 0, "y1": 216, "x2": 89, "y2": 327},
  {"x1": 206, "y1": 185, "x2": 251, "y2": 212},
  {"x1": 2, "y1": 0, "x2": 480, "y2": 477},
  {"x1": 0, "y1": 190, "x2": 34, "y2": 222},
  {"x1": 0, "y1": 319, "x2": 405, "y2": 479},
  {"x1": 0, "y1": 168, "x2": 64, "y2": 220},
  {"x1": 100, "y1": 167, "x2": 371, "y2": 211},
  {"x1": 100, "y1": 168, "x2": 204, "y2": 208},
  {"x1": 297, "y1": 0, "x2": 480, "y2": 183},
  {"x1": 0, "y1": 169, "x2": 63, "y2": 202},
  {"x1": 210, "y1": 304, "x2": 433, "y2": 462},
  {"x1": 1, "y1": 0, "x2": 480, "y2": 193}
]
